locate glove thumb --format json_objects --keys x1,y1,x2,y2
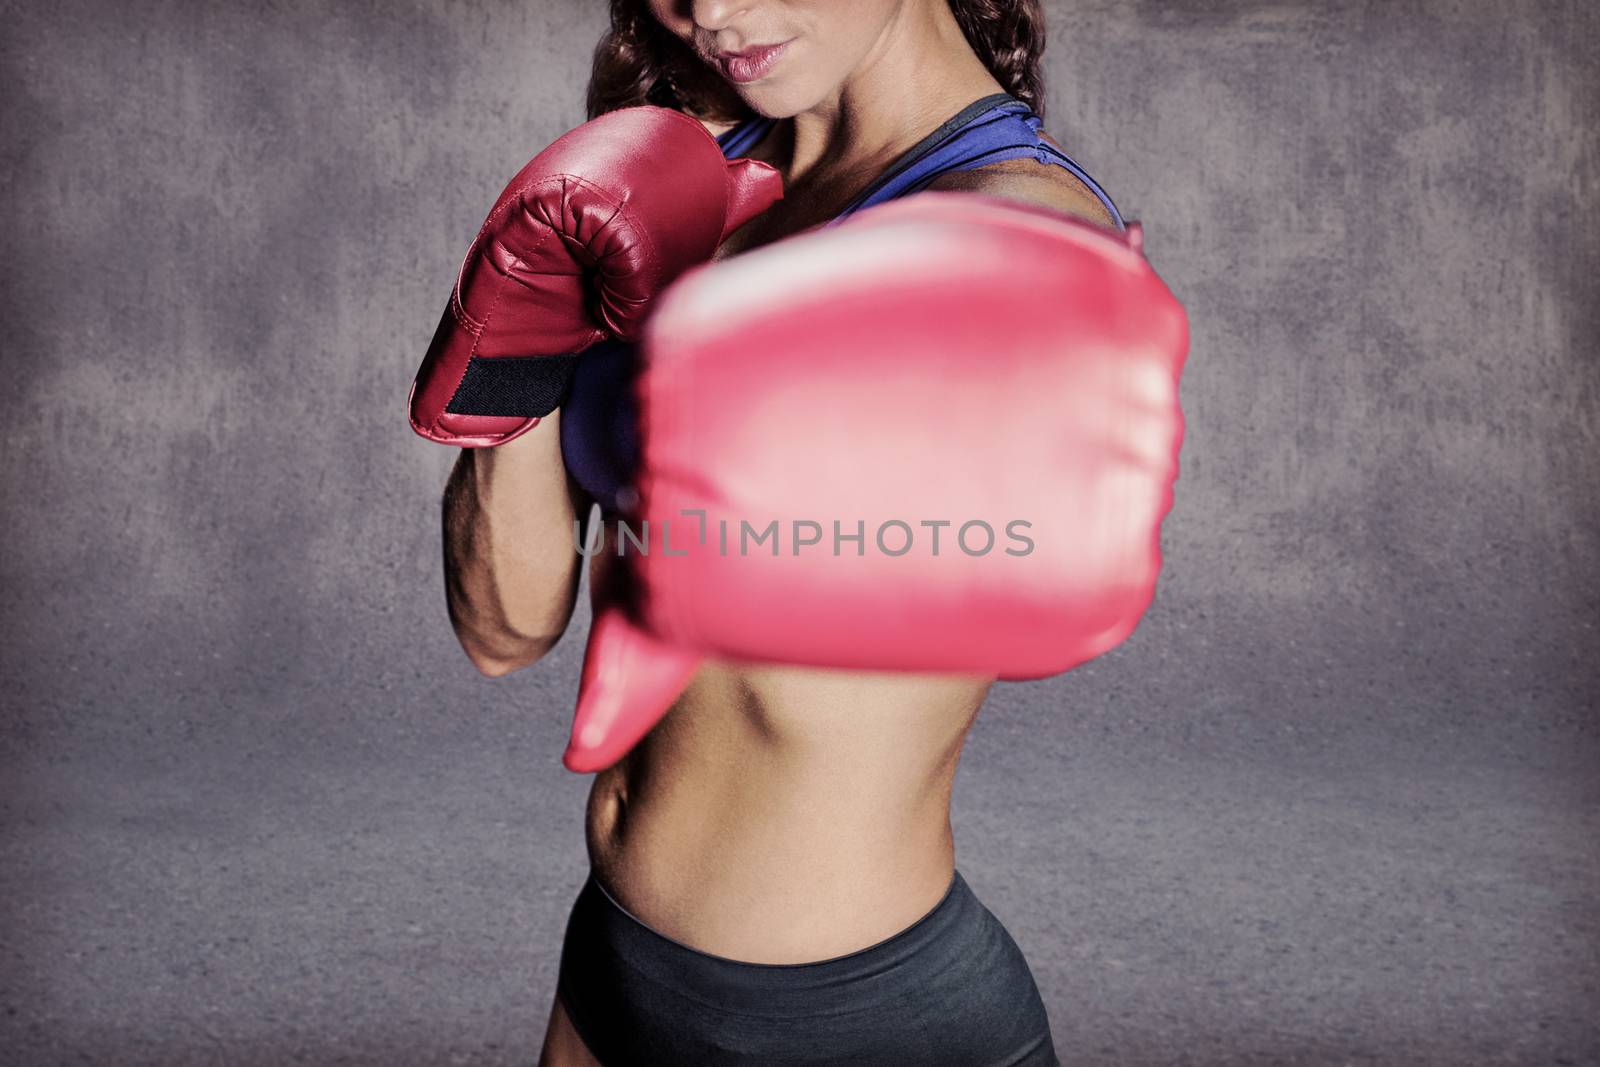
[
  {"x1": 564, "y1": 605, "x2": 703, "y2": 773},
  {"x1": 720, "y1": 158, "x2": 783, "y2": 244}
]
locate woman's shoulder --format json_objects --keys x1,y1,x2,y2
[{"x1": 924, "y1": 155, "x2": 1118, "y2": 230}]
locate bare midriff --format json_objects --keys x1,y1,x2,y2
[{"x1": 582, "y1": 552, "x2": 993, "y2": 965}]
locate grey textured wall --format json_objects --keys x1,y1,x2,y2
[{"x1": 2, "y1": 1, "x2": 1595, "y2": 1064}]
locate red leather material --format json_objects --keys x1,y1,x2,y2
[
  {"x1": 721, "y1": 158, "x2": 785, "y2": 244},
  {"x1": 565, "y1": 606, "x2": 704, "y2": 773},
  {"x1": 564, "y1": 193, "x2": 1189, "y2": 772},
  {"x1": 408, "y1": 107, "x2": 783, "y2": 447}
]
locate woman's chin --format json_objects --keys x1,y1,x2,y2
[
  {"x1": 727, "y1": 71, "x2": 826, "y2": 121},
  {"x1": 703, "y1": 37, "x2": 833, "y2": 119}
]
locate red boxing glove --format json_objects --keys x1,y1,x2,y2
[
  {"x1": 408, "y1": 107, "x2": 782, "y2": 447},
  {"x1": 564, "y1": 193, "x2": 1189, "y2": 773}
]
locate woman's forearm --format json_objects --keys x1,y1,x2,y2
[{"x1": 442, "y1": 410, "x2": 581, "y2": 675}]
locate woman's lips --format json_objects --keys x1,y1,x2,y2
[{"x1": 716, "y1": 40, "x2": 792, "y2": 84}]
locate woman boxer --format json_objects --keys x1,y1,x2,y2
[{"x1": 436, "y1": 2, "x2": 1131, "y2": 1063}]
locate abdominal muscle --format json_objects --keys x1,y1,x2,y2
[{"x1": 582, "y1": 552, "x2": 994, "y2": 965}]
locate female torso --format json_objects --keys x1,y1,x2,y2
[{"x1": 579, "y1": 97, "x2": 1113, "y2": 965}]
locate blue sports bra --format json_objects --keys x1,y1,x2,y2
[{"x1": 560, "y1": 93, "x2": 1123, "y2": 515}]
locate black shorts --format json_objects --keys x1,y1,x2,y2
[{"x1": 556, "y1": 868, "x2": 1060, "y2": 1066}]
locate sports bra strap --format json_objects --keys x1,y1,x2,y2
[{"x1": 716, "y1": 93, "x2": 1124, "y2": 230}]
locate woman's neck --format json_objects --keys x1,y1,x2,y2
[{"x1": 780, "y1": 1, "x2": 1006, "y2": 185}]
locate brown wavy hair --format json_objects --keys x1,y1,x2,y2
[{"x1": 586, "y1": 0, "x2": 1047, "y2": 122}]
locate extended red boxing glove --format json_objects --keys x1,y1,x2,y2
[
  {"x1": 407, "y1": 107, "x2": 782, "y2": 447},
  {"x1": 564, "y1": 193, "x2": 1189, "y2": 773}
]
